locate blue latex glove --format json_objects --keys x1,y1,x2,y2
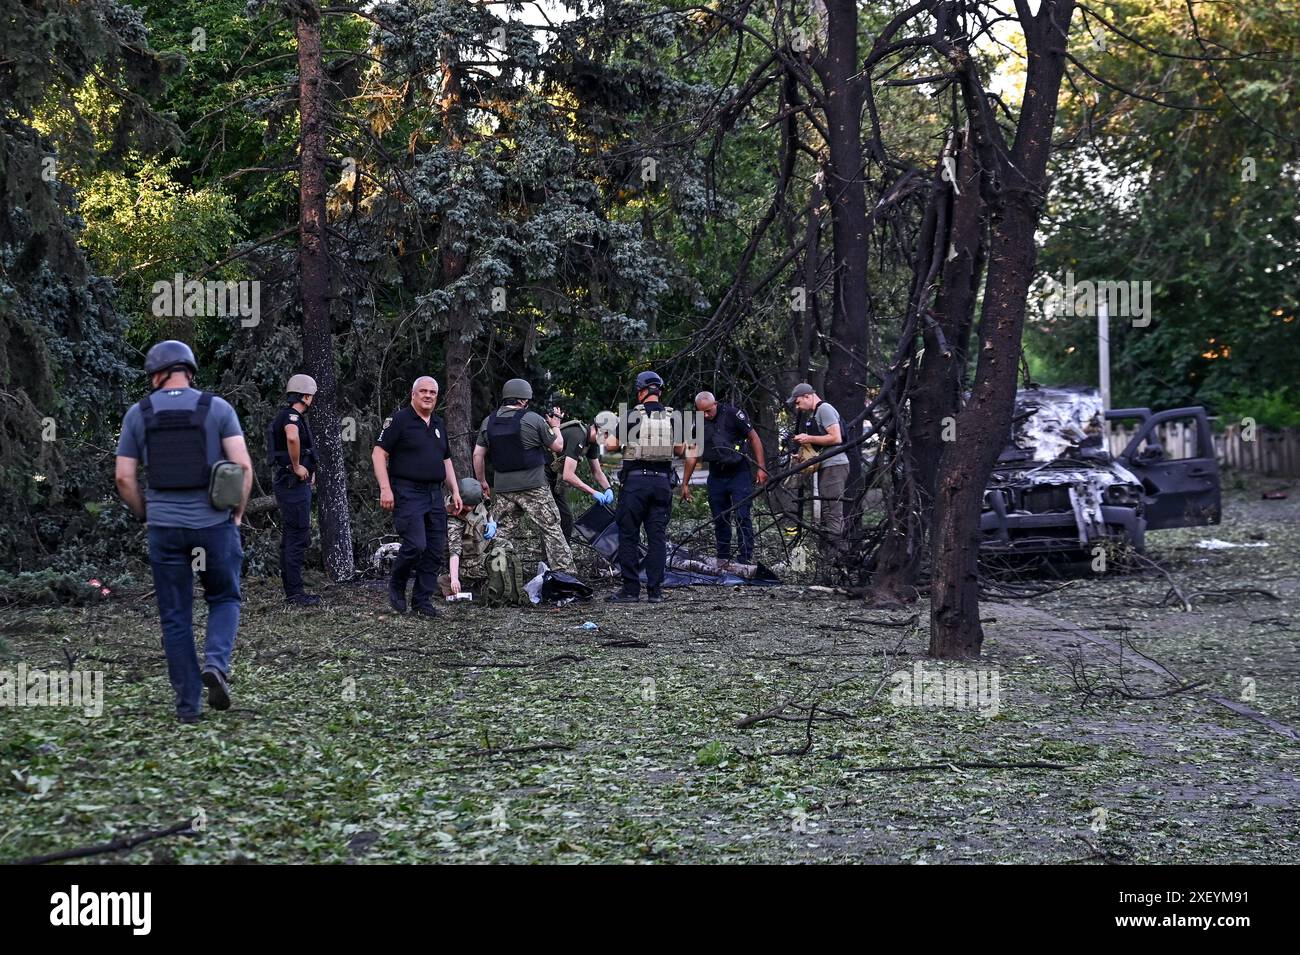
[
  {"x1": 483, "y1": 520, "x2": 498, "y2": 541},
  {"x1": 590, "y1": 490, "x2": 604, "y2": 505},
  {"x1": 599, "y1": 488, "x2": 615, "y2": 506}
]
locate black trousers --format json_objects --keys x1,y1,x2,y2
[
  {"x1": 615, "y1": 471, "x2": 672, "y2": 596},
  {"x1": 706, "y1": 466, "x2": 754, "y2": 562},
  {"x1": 273, "y1": 471, "x2": 312, "y2": 597},
  {"x1": 391, "y1": 478, "x2": 447, "y2": 608}
]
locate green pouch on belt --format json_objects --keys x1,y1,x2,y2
[{"x1": 208, "y1": 460, "x2": 245, "y2": 510}]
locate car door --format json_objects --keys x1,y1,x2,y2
[{"x1": 1109, "y1": 407, "x2": 1221, "y2": 529}]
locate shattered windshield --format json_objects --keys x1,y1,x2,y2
[{"x1": 1008, "y1": 388, "x2": 1106, "y2": 463}]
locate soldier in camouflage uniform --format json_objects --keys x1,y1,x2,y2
[
  {"x1": 440, "y1": 477, "x2": 497, "y2": 598},
  {"x1": 472, "y1": 379, "x2": 578, "y2": 574}
]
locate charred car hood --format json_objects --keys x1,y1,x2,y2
[{"x1": 993, "y1": 387, "x2": 1140, "y2": 493}]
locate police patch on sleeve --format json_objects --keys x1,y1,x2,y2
[{"x1": 289, "y1": 414, "x2": 299, "y2": 422}]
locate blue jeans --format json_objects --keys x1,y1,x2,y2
[
  {"x1": 707, "y1": 467, "x2": 754, "y2": 562},
  {"x1": 148, "y1": 521, "x2": 244, "y2": 717}
]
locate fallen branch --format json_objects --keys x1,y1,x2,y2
[
  {"x1": 464, "y1": 742, "x2": 573, "y2": 757},
  {"x1": 1188, "y1": 587, "x2": 1280, "y2": 606},
  {"x1": 762, "y1": 702, "x2": 818, "y2": 757},
  {"x1": 849, "y1": 760, "x2": 1074, "y2": 774},
  {"x1": 12, "y1": 820, "x2": 194, "y2": 865}
]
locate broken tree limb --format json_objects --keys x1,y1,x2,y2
[
  {"x1": 13, "y1": 820, "x2": 194, "y2": 865},
  {"x1": 848, "y1": 760, "x2": 1075, "y2": 774}
]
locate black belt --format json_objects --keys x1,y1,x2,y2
[
  {"x1": 625, "y1": 469, "x2": 672, "y2": 479},
  {"x1": 392, "y1": 477, "x2": 436, "y2": 488}
]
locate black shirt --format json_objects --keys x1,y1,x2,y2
[
  {"x1": 703, "y1": 403, "x2": 755, "y2": 472},
  {"x1": 376, "y1": 405, "x2": 451, "y2": 482},
  {"x1": 268, "y1": 403, "x2": 315, "y2": 473}
]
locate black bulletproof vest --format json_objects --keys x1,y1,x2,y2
[
  {"x1": 487, "y1": 409, "x2": 546, "y2": 473},
  {"x1": 268, "y1": 404, "x2": 315, "y2": 471},
  {"x1": 801, "y1": 400, "x2": 839, "y2": 439},
  {"x1": 140, "y1": 392, "x2": 214, "y2": 490}
]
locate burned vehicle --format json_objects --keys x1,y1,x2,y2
[{"x1": 981, "y1": 387, "x2": 1221, "y2": 555}]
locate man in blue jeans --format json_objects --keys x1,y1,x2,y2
[
  {"x1": 115, "y1": 341, "x2": 253, "y2": 723},
  {"x1": 680, "y1": 391, "x2": 768, "y2": 564}
]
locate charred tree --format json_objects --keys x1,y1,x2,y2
[
  {"x1": 867, "y1": 127, "x2": 984, "y2": 607},
  {"x1": 812, "y1": 0, "x2": 872, "y2": 494},
  {"x1": 929, "y1": 0, "x2": 1077, "y2": 657}
]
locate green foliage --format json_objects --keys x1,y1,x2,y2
[
  {"x1": 0, "y1": 570, "x2": 125, "y2": 607},
  {"x1": 79, "y1": 156, "x2": 244, "y2": 327},
  {"x1": 1, "y1": 0, "x2": 179, "y2": 572},
  {"x1": 1029, "y1": 1, "x2": 1300, "y2": 413},
  {"x1": 1220, "y1": 388, "x2": 1300, "y2": 430}
]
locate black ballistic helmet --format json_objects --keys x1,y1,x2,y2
[
  {"x1": 636, "y1": 370, "x2": 663, "y2": 391},
  {"x1": 144, "y1": 340, "x2": 198, "y2": 376}
]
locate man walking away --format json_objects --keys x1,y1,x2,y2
[{"x1": 115, "y1": 341, "x2": 252, "y2": 723}]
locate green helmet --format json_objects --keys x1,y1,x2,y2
[
  {"x1": 458, "y1": 477, "x2": 484, "y2": 507},
  {"x1": 502, "y1": 378, "x2": 533, "y2": 401}
]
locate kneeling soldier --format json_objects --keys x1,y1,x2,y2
[
  {"x1": 268, "y1": 374, "x2": 321, "y2": 605},
  {"x1": 473, "y1": 378, "x2": 577, "y2": 573},
  {"x1": 441, "y1": 477, "x2": 497, "y2": 599}
]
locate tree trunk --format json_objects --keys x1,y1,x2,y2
[
  {"x1": 868, "y1": 128, "x2": 985, "y2": 607},
  {"x1": 929, "y1": 2, "x2": 1076, "y2": 658},
  {"x1": 911, "y1": 128, "x2": 983, "y2": 507},
  {"x1": 815, "y1": 0, "x2": 870, "y2": 493},
  {"x1": 437, "y1": 54, "x2": 474, "y2": 470},
  {"x1": 296, "y1": 4, "x2": 354, "y2": 580}
]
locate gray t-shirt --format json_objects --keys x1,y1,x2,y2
[
  {"x1": 475, "y1": 407, "x2": 554, "y2": 492},
  {"x1": 116, "y1": 387, "x2": 244, "y2": 528},
  {"x1": 813, "y1": 401, "x2": 849, "y2": 468}
]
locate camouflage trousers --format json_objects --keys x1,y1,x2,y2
[{"x1": 493, "y1": 485, "x2": 577, "y2": 574}]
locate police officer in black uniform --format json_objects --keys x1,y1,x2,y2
[
  {"x1": 372, "y1": 376, "x2": 462, "y2": 618},
  {"x1": 606, "y1": 371, "x2": 682, "y2": 604},
  {"x1": 680, "y1": 391, "x2": 768, "y2": 564},
  {"x1": 268, "y1": 374, "x2": 321, "y2": 606}
]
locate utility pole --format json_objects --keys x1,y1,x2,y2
[{"x1": 1098, "y1": 297, "x2": 1111, "y2": 411}]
